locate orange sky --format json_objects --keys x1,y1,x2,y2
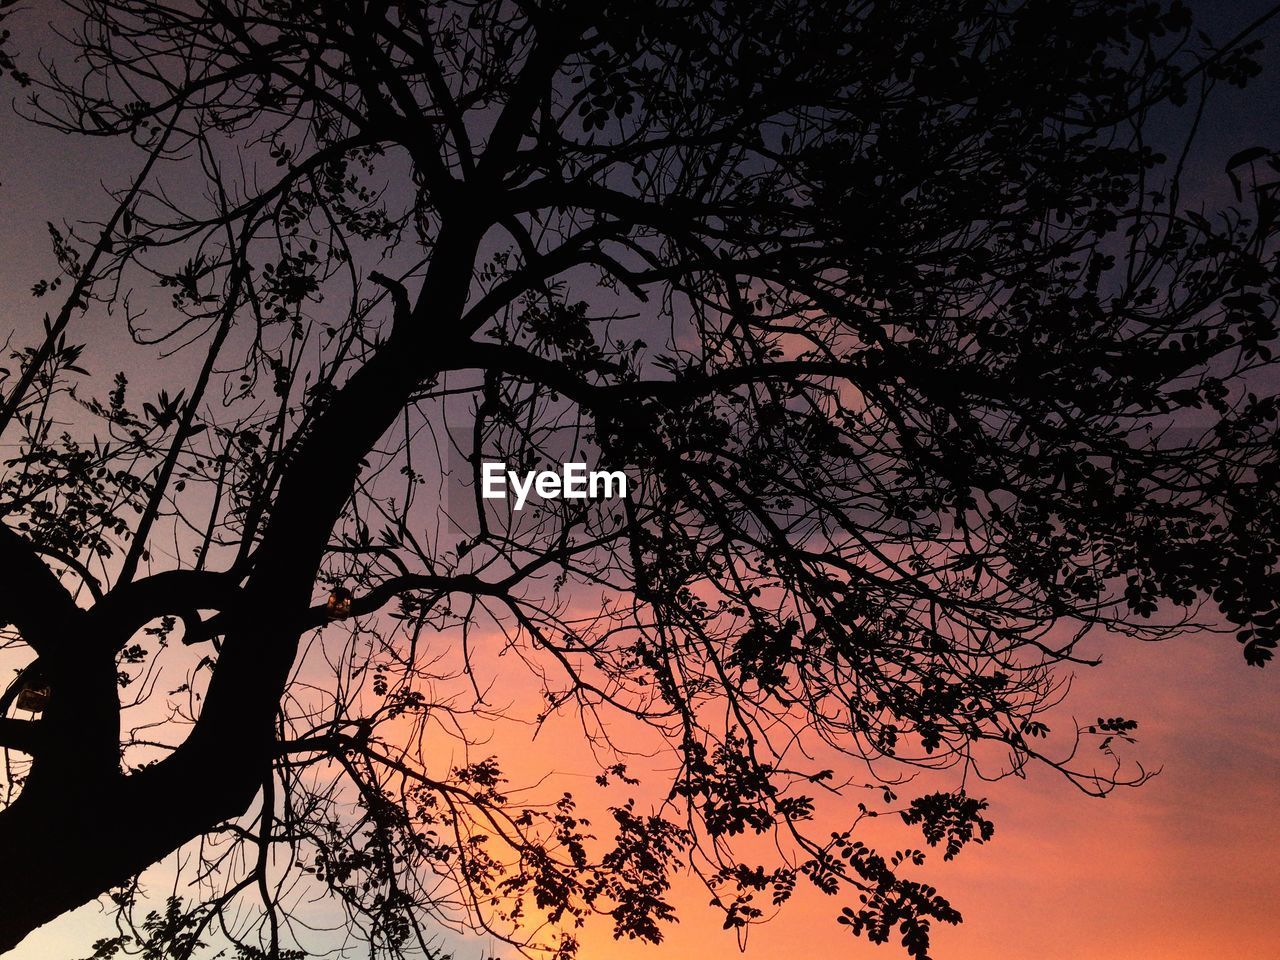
[
  {"x1": 9, "y1": 626, "x2": 1277, "y2": 960},
  {"x1": 545, "y1": 631, "x2": 1280, "y2": 960}
]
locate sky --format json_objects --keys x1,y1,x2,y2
[
  {"x1": 11, "y1": 620, "x2": 1277, "y2": 960},
  {"x1": 1, "y1": 2, "x2": 1279, "y2": 960}
]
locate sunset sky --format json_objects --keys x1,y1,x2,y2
[
  {"x1": 1, "y1": 2, "x2": 1279, "y2": 959},
  {"x1": 10, "y1": 618, "x2": 1277, "y2": 959}
]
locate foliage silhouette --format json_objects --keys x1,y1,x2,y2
[{"x1": 0, "y1": 1, "x2": 1278, "y2": 958}]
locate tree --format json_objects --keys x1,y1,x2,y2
[{"x1": 0, "y1": 0, "x2": 1277, "y2": 957}]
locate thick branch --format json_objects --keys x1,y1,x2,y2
[
  {"x1": 0, "y1": 717, "x2": 42, "y2": 756},
  {"x1": 0, "y1": 523, "x2": 86, "y2": 658}
]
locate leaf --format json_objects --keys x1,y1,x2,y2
[{"x1": 1226, "y1": 146, "x2": 1271, "y2": 201}]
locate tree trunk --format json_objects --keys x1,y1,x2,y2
[
  {"x1": 0, "y1": 211, "x2": 486, "y2": 955},
  {"x1": 0, "y1": 734, "x2": 265, "y2": 952}
]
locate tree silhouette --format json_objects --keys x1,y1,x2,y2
[{"x1": 0, "y1": 1, "x2": 1277, "y2": 958}]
